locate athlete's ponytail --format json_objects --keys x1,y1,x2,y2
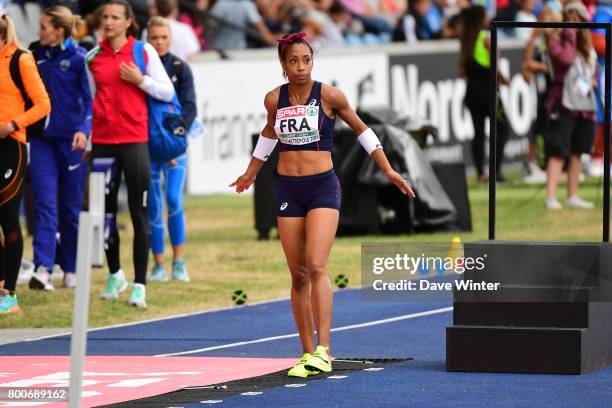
[
  {"x1": 0, "y1": 14, "x2": 21, "y2": 48},
  {"x1": 43, "y1": 5, "x2": 83, "y2": 39}
]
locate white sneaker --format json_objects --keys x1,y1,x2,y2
[
  {"x1": 546, "y1": 197, "x2": 563, "y2": 210},
  {"x1": 565, "y1": 196, "x2": 594, "y2": 209},
  {"x1": 524, "y1": 171, "x2": 546, "y2": 184},
  {"x1": 100, "y1": 269, "x2": 128, "y2": 300},
  {"x1": 588, "y1": 158, "x2": 604, "y2": 177},
  {"x1": 128, "y1": 283, "x2": 147, "y2": 308},
  {"x1": 51, "y1": 265, "x2": 64, "y2": 282},
  {"x1": 62, "y1": 273, "x2": 77, "y2": 289},
  {"x1": 17, "y1": 259, "x2": 35, "y2": 284},
  {"x1": 28, "y1": 266, "x2": 55, "y2": 291}
]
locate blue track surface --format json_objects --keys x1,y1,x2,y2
[{"x1": 2, "y1": 287, "x2": 611, "y2": 407}]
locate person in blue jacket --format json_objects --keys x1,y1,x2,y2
[
  {"x1": 146, "y1": 16, "x2": 196, "y2": 282},
  {"x1": 28, "y1": 5, "x2": 92, "y2": 291}
]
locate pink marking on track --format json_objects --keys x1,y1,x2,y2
[{"x1": 0, "y1": 356, "x2": 295, "y2": 407}]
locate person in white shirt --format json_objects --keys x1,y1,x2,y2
[{"x1": 143, "y1": 0, "x2": 200, "y2": 61}]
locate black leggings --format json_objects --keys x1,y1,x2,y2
[
  {"x1": 466, "y1": 99, "x2": 507, "y2": 177},
  {"x1": 93, "y1": 143, "x2": 150, "y2": 285},
  {"x1": 0, "y1": 137, "x2": 27, "y2": 293}
]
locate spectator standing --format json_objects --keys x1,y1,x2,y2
[
  {"x1": 207, "y1": 0, "x2": 276, "y2": 50},
  {"x1": 177, "y1": 0, "x2": 208, "y2": 50},
  {"x1": 544, "y1": 2, "x2": 597, "y2": 209},
  {"x1": 459, "y1": 5, "x2": 509, "y2": 184},
  {"x1": 27, "y1": 5, "x2": 92, "y2": 291},
  {"x1": 0, "y1": 13, "x2": 51, "y2": 313},
  {"x1": 86, "y1": 0, "x2": 174, "y2": 307},
  {"x1": 146, "y1": 16, "x2": 196, "y2": 282},
  {"x1": 144, "y1": 0, "x2": 200, "y2": 60},
  {"x1": 515, "y1": 0, "x2": 538, "y2": 40}
]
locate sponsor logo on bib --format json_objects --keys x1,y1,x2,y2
[{"x1": 275, "y1": 105, "x2": 320, "y2": 146}]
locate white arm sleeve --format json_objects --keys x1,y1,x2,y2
[
  {"x1": 253, "y1": 134, "x2": 278, "y2": 161},
  {"x1": 139, "y1": 43, "x2": 174, "y2": 102},
  {"x1": 357, "y1": 128, "x2": 383, "y2": 156}
]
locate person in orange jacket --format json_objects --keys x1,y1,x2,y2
[{"x1": 0, "y1": 14, "x2": 51, "y2": 313}]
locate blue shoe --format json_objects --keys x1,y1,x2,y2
[
  {"x1": 149, "y1": 263, "x2": 168, "y2": 282},
  {"x1": 0, "y1": 289, "x2": 21, "y2": 314},
  {"x1": 172, "y1": 260, "x2": 190, "y2": 282}
]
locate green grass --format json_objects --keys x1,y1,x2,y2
[{"x1": 2, "y1": 173, "x2": 605, "y2": 329}]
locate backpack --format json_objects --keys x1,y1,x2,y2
[
  {"x1": 169, "y1": 53, "x2": 183, "y2": 87},
  {"x1": 9, "y1": 44, "x2": 47, "y2": 140},
  {"x1": 562, "y1": 50, "x2": 597, "y2": 112},
  {"x1": 132, "y1": 40, "x2": 187, "y2": 163}
]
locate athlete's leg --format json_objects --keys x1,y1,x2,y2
[
  {"x1": 118, "y1": 143, "x2": 151, "y2": 285},
  {"x1": 164, "y1": 155, "x2": 187, "y2": 261},
  {"x1": 278, "y1": 216, "x2": 315, "y2": 354},
  {"x1": 304, "y1": 208, "x2": 338, "y2": 349},
  {"x1": 30, "y1": 137, "x2": 59, "y2": 271},
  {"x1": 56, "y1": 139, "x2": 87, "y2": 275},
  {"x1": 149, "y1": 161, "x2": 165, "y2": 263},
  {"x1": 0, "y1": 139, "x2": 27, "y2": 296},
  {"x1": 92, "y1": 144, "x2": 122, "y2": 274},
  {"x1": 0, "y1": 194, "x2": 24, "y2": 294},
  {"x1": 467, "y1": 103, "x2": 487, "y2": 180}
]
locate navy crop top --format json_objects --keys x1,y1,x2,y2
[{"x1": 274, "y1": 81, "x2": 335, "y2": 152}]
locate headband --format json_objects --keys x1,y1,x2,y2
[{"x1": 277, "y1": 31, "x2": 312, "y2": 55}]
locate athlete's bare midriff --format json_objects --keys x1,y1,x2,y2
[{"x1": 277, "y1": 151, "x2": 333, "y2": 176}]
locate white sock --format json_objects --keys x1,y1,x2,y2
[
  {"x1": 113, "y1": 269, "x2": 126, "y2": 280},
  {"x1": 133, "y1": 283, "x2": 146, "y2": 293}
]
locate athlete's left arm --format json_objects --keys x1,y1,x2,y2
[
  {"x1": 75, "y1": 56, "x2": 93, "y2": 150},
  {"x1": 178, "y1": 62, "x2": 197, "y2": 131},
  {"x1": 323, "y1": 84, "x2": 415, "y2": 198}
]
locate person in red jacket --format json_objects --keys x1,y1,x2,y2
[{"x1": 86, "y1": 0, "x2": 174, "y2": 308}]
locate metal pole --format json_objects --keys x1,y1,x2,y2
[
  {"x1": 489, "y1": 26, "x2": 498, "y2": 240},
  {"x1": 68, "y1": 172, "x2": 105, "y2": 407},
  {"x1": 68, "y1": 212, "x2": 92, "y2": 408},
  {"x1": 90, "y1": 173, "x2": 106, "y2": 267},
  {"x1": 604, "y1": 26, "x2": 611, "y2": 242}
]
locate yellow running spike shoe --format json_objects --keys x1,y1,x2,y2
[
  {"x1": 288, "y1": 353, "x2": 320, "y2": 378},
  {"x1": 305, "y1": 345, "x2": 332, "y2": 373}
]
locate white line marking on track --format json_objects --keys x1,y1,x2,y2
[
  {"x1": 241, "y1": 392, "x2": 263, "y2": 396},
  {"x1": 157, "y1": 306, "x2": 453, "y2": 357},
  {"x1": 364, "y1": 367, "x2": 385, "y2": 372},
  {"x1": 327, "y1": 375, "x2": 347, "y2": 379},
  {"x1": 285, "y1": 384, "x2": 306, "y2": 388},
  {"x1": 16, "y1": 294, "x2": 302, "y2": 344},
  {"x1": 199, "y1": 400, "x2": 223, "y2": 404}
]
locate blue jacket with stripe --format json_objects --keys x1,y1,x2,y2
[{"x1": 33, "y1": 39, "x2": 93, "y2": 139}]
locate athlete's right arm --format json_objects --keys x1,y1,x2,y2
[{"x1": 229, "y1": 88, "x2": 279, "y2": 193}]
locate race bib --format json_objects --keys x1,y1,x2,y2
[{"x1": 274, "y1": 105, "x2": 320, "y2": 145}]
